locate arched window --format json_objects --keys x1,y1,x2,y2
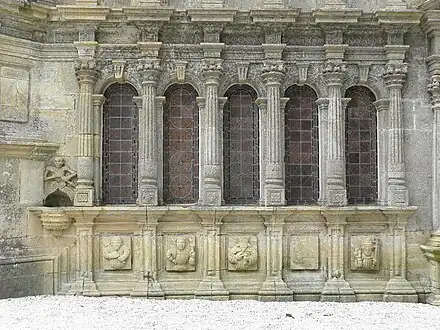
[
  {"x1": 163, "y1": 84, "x2": 199, "y2": 204},
  {"x1": 223, "y1": 85, "x2": 259, "y2": 205},
  {"x1": 345, "y1": 86, "x2": 377, "y2": 204},
  {"x1": 102, "y1": 83, "x2": 139, "y2": 204},
  {"x1": 284, "y1": 85, "x2": 319, "y2": 205}
]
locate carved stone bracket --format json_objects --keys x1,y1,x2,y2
[
  {"x1": 40, "y1": 212, "x2": 72, "y2": 237},
  {"x1": 296, "y1": 63, "x2": 309, "y2": 85}
]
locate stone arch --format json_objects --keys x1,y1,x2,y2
[
  {"x1": 156, "y1": 67, "x2": 203, "y2": 98},
  {"x1": 223, "y1": 84, "x2": 259, "y2": 205},
  {"x1": 95, "y1": 71, "x2": 142, "y2": 96},
  {"x1": 43, "y1": 190, "x2": 72, "y2": 207}
]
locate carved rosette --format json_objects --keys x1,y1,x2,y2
[{"x1": 40, "y1": 213, "x2": 72, "y2": 236}]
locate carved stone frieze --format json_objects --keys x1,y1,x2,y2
[
  {"x1": 137, "y1": 58, "x2": 162, "y2": 82},
  {"x1": 101, "y1": 236, "x2": 132, "y2": 271},
  {"x1": 166, "y1": 235, "x2": 196, "y2": 272},
  {"x1": 228, "y1": 235, "x2": 258, "y2": 271},
  {"x1": 351, "y1": 236, "x2": 379, "y2": 271}
]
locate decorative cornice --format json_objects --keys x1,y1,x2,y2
[
  {"x1": 312, "y1": 8, "x2": 362, "y2": 24},
  {"x1": 375, "y1": 8, "x2": 421, "y2": 27},
  {"x1": 0, "y1": 138, "x2": 59, "y2": 160},
  {"x1": 124, "y1": 7, "x2": 173, "y2": 22},
  {"x1": 188, "y1": 8, "x2": 236, "y2": 23},
  {"x1": 251, "y1": 9, "x2": 299, "y2": 23},
  {"x1": 56, "y1": 5, "x2": 110, "y2": 21}
]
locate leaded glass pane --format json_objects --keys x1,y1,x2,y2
[
  {"x1": 223, "y1": 85, "x2": 259, "y2": 205},
  {"x1": 284, "y1": 85, "x2": 319, "y2": 205},
  {"x1": 345, "y1": 86, "x2": 377, "y2": 204},
  {"x1": 102, "y1": 83, "x2": 138, "y2": 204},
  {"x1": 163, "y1": 84, "x2": 199, "y2": 204}
]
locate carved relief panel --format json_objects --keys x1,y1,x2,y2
[
  {"x1": 0, "y1": 66, "x2": 29, "y2": 122},
  {"x1": 165, "y1": 235, "x2": 196, "y2": 272},
  {"x1": 290, "y1": 235, "x2": 319, "y2": 270},
  {"x1": 101, "y1": 236, "x2": 132, "y2": 271},
  {"x1": 227, "y1": 235, "x2": 258, "y2": 271},
  {"x1": 350, "y1": 236, "x2": 379, "y2": 271}
]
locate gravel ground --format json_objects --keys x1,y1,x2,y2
[{"x1": 0, "y1": 296, "x2": 439, "y2": 330}]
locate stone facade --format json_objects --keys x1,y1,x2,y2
[{"x1": 0, "y1": 0, "x2": 439, "y2": 302}]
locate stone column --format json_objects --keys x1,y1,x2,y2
[
  {"x1": 132, "y1": 213, "x2": 164, "y2": 298},
  {"x1": 317, "y1": 98, "x2": 329, "y2": 204},
  {"x1": 321, "y1": 211, "x2": 355, "y2": 302},
  {"x1": 421, "y1": 60, "x2": 440, "y2": 305},
  {"x1": 200, "y1": 43, "x2": 224, "y2": 206},
  {"x1": 74, "y1": 42, "x2": 99, "y2": 206},
  {"x1": 373, "y1": 99, "x2": 390, "y2": 206},
  {"x1": 384, "y1": 210, "x2": 418, "y2": 302},
  {"x1": 383, "y1": 58, "x2": 409, "y2": 206},
  {"x1": 67, "y1": 212, "x2": 100, "y2": 296},
  {"x1": 261, "y1": 62, "x2": 287, "y2": 206},
  {"x1": 323, "y1": 62, "x2": 348, "y2": 206},
  {"x1": 92, "y1": 94, "x2": 105, "y2": 205},
  {"x1": 195, "y1": 215, "x2": 229, "y2": 299},
  {"x1": 137, "y1": 43, "x2": 162, "y2": 205},
  {"x1": 258, "y1": 214, "x2": 292, "y2": 301}
]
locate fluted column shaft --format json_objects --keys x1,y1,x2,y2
[
  {"x1": 261, "y1": 67, "x2": 286, "y2": 206},
  {"x1": 200, "y1": 53, "x2": 223, "y2": 206},
  {"x1": 74, "y1": 60, "x2": 99, "y2": 206},
  {"x1": 323, "y1": 64, "x2": 347, "y2": 206},
  {"x1": 92, "y1": 95, "x2": 105, "y2": 204},
  {"x1": 384, "y1": 65, "x2": 408, "y2": 205},
  {"x1": 137, "y1": 58, "x2": 161, "y2": 206}
]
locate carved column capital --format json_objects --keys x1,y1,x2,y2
[
  {"x1": 202, "y1": 58, "x2": 223, "y2": 83},
  {"x1": 261, "y1": 61, "x2": 285, "y2": 85},
  {"x1": 75, "y1": 59, "x2": 99, "y2": 84},
  {"x1": 202, "y1": 23, "x2": 225, "y2": 43},
  {"x1": 322, "y1": 62, "x2": 346, "y2": 86},
  {"x1": 137, "y1": 58, "x2": 161, "y2": 83},
  {"x1": 383, "y1": 63, "x2": 407, "y2": 89},
  {"x1": 429, "y1": 75, "x2": 440, "y2": 111}
]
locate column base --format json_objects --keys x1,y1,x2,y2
[
  {"x1": 74, "y1": 187, "x2": 94, "y2": 206},
  {"x1": 427, "y1": 292, "x2": 440, "y2": 305},
  {"x1": 320, "y1": 278, "x2": 356, "y2": 302},
  {"x1": 387, "y1": 188, "x2": 409, "y2": 206},
  {"x1": 83, "y1": 281, "x2": 101, "y2": 296},
  {"x1": 326, "y1": 188, "x2": 347, "y2": 206},
  {"x1": 264, "y1": 187, "x2": 286, "y2": 206},
  {"x1": 195, "y1": 276, "x2": 229, "y2": 300},
  {"x1": 258, "y1": 276, "x2": 293, "y2": 301},
  {"x1": 383, "y1": 277, "x2": 417, "y2": 302},
  {"x1": 131, "y1": 280, "x2": 164, "y2": 298},
  {"x1": 138, "y1": 186, "x2": 159, "y2": 206},
  {"x1": 201, "y1": 187, "x2": 222, "y2": 206}
]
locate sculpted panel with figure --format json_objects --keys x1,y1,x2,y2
[
  {"x1": 351, "y1": 236, "x2": 379, "y2": 271},
  {"x1": 43, "y1": 157, "x2": 77, "y2": 206},
  {"x1": 166, "y1": 235, "x2": 196, "y2": 272},
  {"x1": 101, "y1": 236, "x2": 132, "y2": 271},
  {"x1": 228, "y1": 235, "x2": 258, "y2": 271}
]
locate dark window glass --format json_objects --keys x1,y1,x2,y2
[
  {"x1": 163, "y1": 84, "x2": 199, "y2": 204},
  {"x1": 223, "y1": 85, "x2": 259, "y2": 205},
  {"x1": 345, "y1": 86, "x2": 377, "y2": 204},
  {"x1": 284, "y1": 85, "x2": 319, "y2": 205},
  {"x1": 102, "y1": 84, "x2": 138, "y2": 204}
]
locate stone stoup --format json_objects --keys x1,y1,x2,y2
[{"x1": 0, "y1": 0, "x2": 438, "y2": 303}]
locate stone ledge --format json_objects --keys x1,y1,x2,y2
[{"x1": 0, "y1": 138, "x2": 59, "y2": 160}]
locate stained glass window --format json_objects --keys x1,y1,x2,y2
[
  {"x1": 102, "y1": 83, "x2": 138, "y2": 204},
  {"x1": 163, "y1": 84, "x2": 199, "y2": 204},
  {"x1": 223, "y1": 85, "x2": 259, "y2": 205},
  {"x1": 284, "y1": 85, "x2": 319, "y2": 205},
  {"x1": 345, "y1": 86, "x2": 377, "y2": 204}
]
